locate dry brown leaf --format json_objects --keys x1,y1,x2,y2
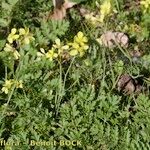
[
  {"x1": 117, "y1": 74, "x2": 143, "y2": 95},
  {"x1": 50, "y1": 0, "x2": 77, "y2": 20},
  {"x1": 98, "y1": 31, "x2": 129, "y2": 48},
  {"x1": 51, "y1": 7, "x2": 66, "y2": 20},
  {"x1": 117, "y1": 75, "x2": 133, "y2": 90},
  {"x1": 117, "y1": 74, "x2": 135, "y2": 94}
]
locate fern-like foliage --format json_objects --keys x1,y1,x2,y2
[
  {"x1": 35, "y1": 20, "x2": 69, "y2": 47},
  {"x1": 0, "y1": 0, "x2": 19, "y2": 27}
]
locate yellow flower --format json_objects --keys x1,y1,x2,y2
[
  {"x1": 19, "y1": 28, "x2": 26, "y2": 35},
  {"x1": 141, "y1": 0, "x2": 150, "y2": 8},
  {"x1": 15, "y1": 80, "x2": 23, "y2": 88},
  {"x1": 100, "y1": 0, "x2": 111, "y2": 15},
  {"x1": 69, "y1": 31, "x2": 89, "y2": 57},
  {"x1": 53, "y1": 38, "x2": 69, "y2": 55},
  {"x1": 123, "y1": 24, "x2": 129, "y2": 32},
  {"x1": 99, "y1": 0, "x2": 111, "y2": 22},
  {"x1": 69, "y1": 43, "x2": 79, "y2": 56},
  {"x1": 4, "y1": 43, "x2": 20, "y2": 60},
  {"x1": 69, "y1": 41, "x2": 89, "y2": 57},
  {"x1": 7, "y1": 28, "x2": 19, "y2": 44},
  {"x1": 45, "y1": 48, "x2": 58, "y2": 61},
  {"x1": 74, "y1": 32, "x2": 88, "y2": 46},
  {"x1": 99, "y1": 14, "x2": 105, "y2": 23},
  {"x1": 85, "y1": 13, "x2": 99, "y2": 25},
  {"x1": 19, "y1": 28, "x2": 35, "y2": 45},
  {"x1": 140, "y1": 0, "x2": 150, "y2": 13},
  {"x1": 72, "y1": 42, "x2": 89, "y2": 51},
  {"x1": 1, "y1": 79, "x2": 13, "y2": 94},
  {"x1": 69, "y1": 49, "x2": 78, "y2": 56}
]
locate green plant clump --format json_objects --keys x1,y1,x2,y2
[{"x1": 0, "y1": 0, "x2": 150, "y2": 149}]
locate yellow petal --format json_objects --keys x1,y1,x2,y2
[
  {"x1": 53, "y1": 53, "x2": 58, "y2": 58},
  {"x1": 79, "y1": 51, "x2": 85, "y2": 57},
  {"x1": 37, "y1": 52, "x2": 44, "y2": 57},
  {"x1": 13, "y1": 50, "x2": 20, "y2": 60},
  {"x1": 13, "y1": 34, "x2": 19, "y2": 40},
  {"x1": 19, "y1": 83, "x2": 23, "y2": 88},
  {"x1": 62, "y1": 45, "x2": 69, "y2": 49},
  {"x1": 83, "y1": 37, "x2": 88, "y2": 42},
  {"x1": 77, "y1": 32, "x2": 84, "y2": 39},
  {"x1": 40, "y1": 48, "x2": 45, "y2": 54},
  {"x1": 7, "y1": 36, "x2": 13, "y2": 44},
  {"x1": 72, "y1": 43, "x2": 79, "y2": 49},
  {"x1": 5, "y1": 80, "x2": 12, "y2": 86},
  {"x1": 83, "y1": 45, "x2": 89, "y2": 50},
  {"x1": 70, "y1": 50, "x2": 78, "y2": 56},
  {"x1": 49, "y1": 57, "x2": 53, "y2": 61},
  {"x1": 99, "y1": 14, "x2": 105, "y2": 22},
  {"x1": 4, "y1": 44, "x2": 13, "y2": 52},
  {"x1": 16, "y1": 80, "x2": 23, "y2": 88},
  {"x1": 11, "y1": 28, "x2": 17, "y2": 34},
  {"x1": 2, "y1": 87, "x2": 8, "y2": 94},
  {"x1": 19, "y1": 28, "x2": 26, "y2": 35},
  {"x1": 55, "y1": 38, "x2": 61, "y2": 46},
  {"x1": 45, "y1": 52, "x2": 53, "y2": 59},
  {"x1": 100, "y1": 1, "x2": 111, "y2": 15}
]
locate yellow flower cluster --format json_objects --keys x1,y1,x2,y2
[
  {"x1": 19, "y1": 27, "x2": 35, "y2": 45},
  {"x1": 85, "y1": 13, "x2": 99, "y2": 26},
  {"x1": 53, "y1": 38, "x2": 69, "y2": 55},
  {"x1": 37, "y1": 31, "x2": 89, "y2": 61},
  {"x1": 69, "y1": 31, "x2": 89, "y2": 57},
  {"x1": 84, "y1": 0, "x2": 112, "y2": 24},
  {"x1": 140, "y1": 0, "x2": 150, "y2": 13},
  {"x1": 4, "y1": 27, "x2": 34, "y2": 60},
  {"x1": 99, "y1": 0, "x2": 111, "y2": 22},
  {"x1": 37, "y1": 38, "x2": 69, "y2": 61},
  {"x1": 4, "y1": 43, "x2": 20, "y2": 60},
  {"x1": 7, "y1": 28, "x2": 19, "y2": 44},
  {"x1": 1, "y1": 79, "x2": 23, "y2": 94},
  {"x1": 7, "y1": 27, "x2": 34, "y2": 45}
]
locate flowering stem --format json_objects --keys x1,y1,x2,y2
[
  {"x1": 2, "y1": 51, "x2": 24, "y2": 116},
  {"x1": 55, "y1": 59, "x2": 63, "y2": 116},
  {"x1": 55, "y1": 57, "x2": 75, "y2": 116},
  {"x1": 63, "y1": 57, "x2": 75, "y2": 89},
  {"x1": 6, "y1": 85, "x2": 16, "y2": 106}
]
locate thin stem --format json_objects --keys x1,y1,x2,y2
[
  {"x1": 2, "y1": 49, "x2": 24, "y2": 116},
  {"x1": 55, "y1": 57, "x2": 75, "y2": 116},
  {"x1": 100, "y1": 47, "x2": 107, "y2": 92},
  {"x1": 63, "y1": 57, "x2": 75, "y2": 89},
  {"x1": 115, "y1": 0, "x2": 120, "y2": 12}
]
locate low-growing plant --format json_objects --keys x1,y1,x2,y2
[{"x1": 0, "y1": 0, "x2": 150, "y2": 150}]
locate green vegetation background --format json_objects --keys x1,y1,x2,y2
[{"x1": 0, "y1": 0, "x2": 150, "y2": 149}]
